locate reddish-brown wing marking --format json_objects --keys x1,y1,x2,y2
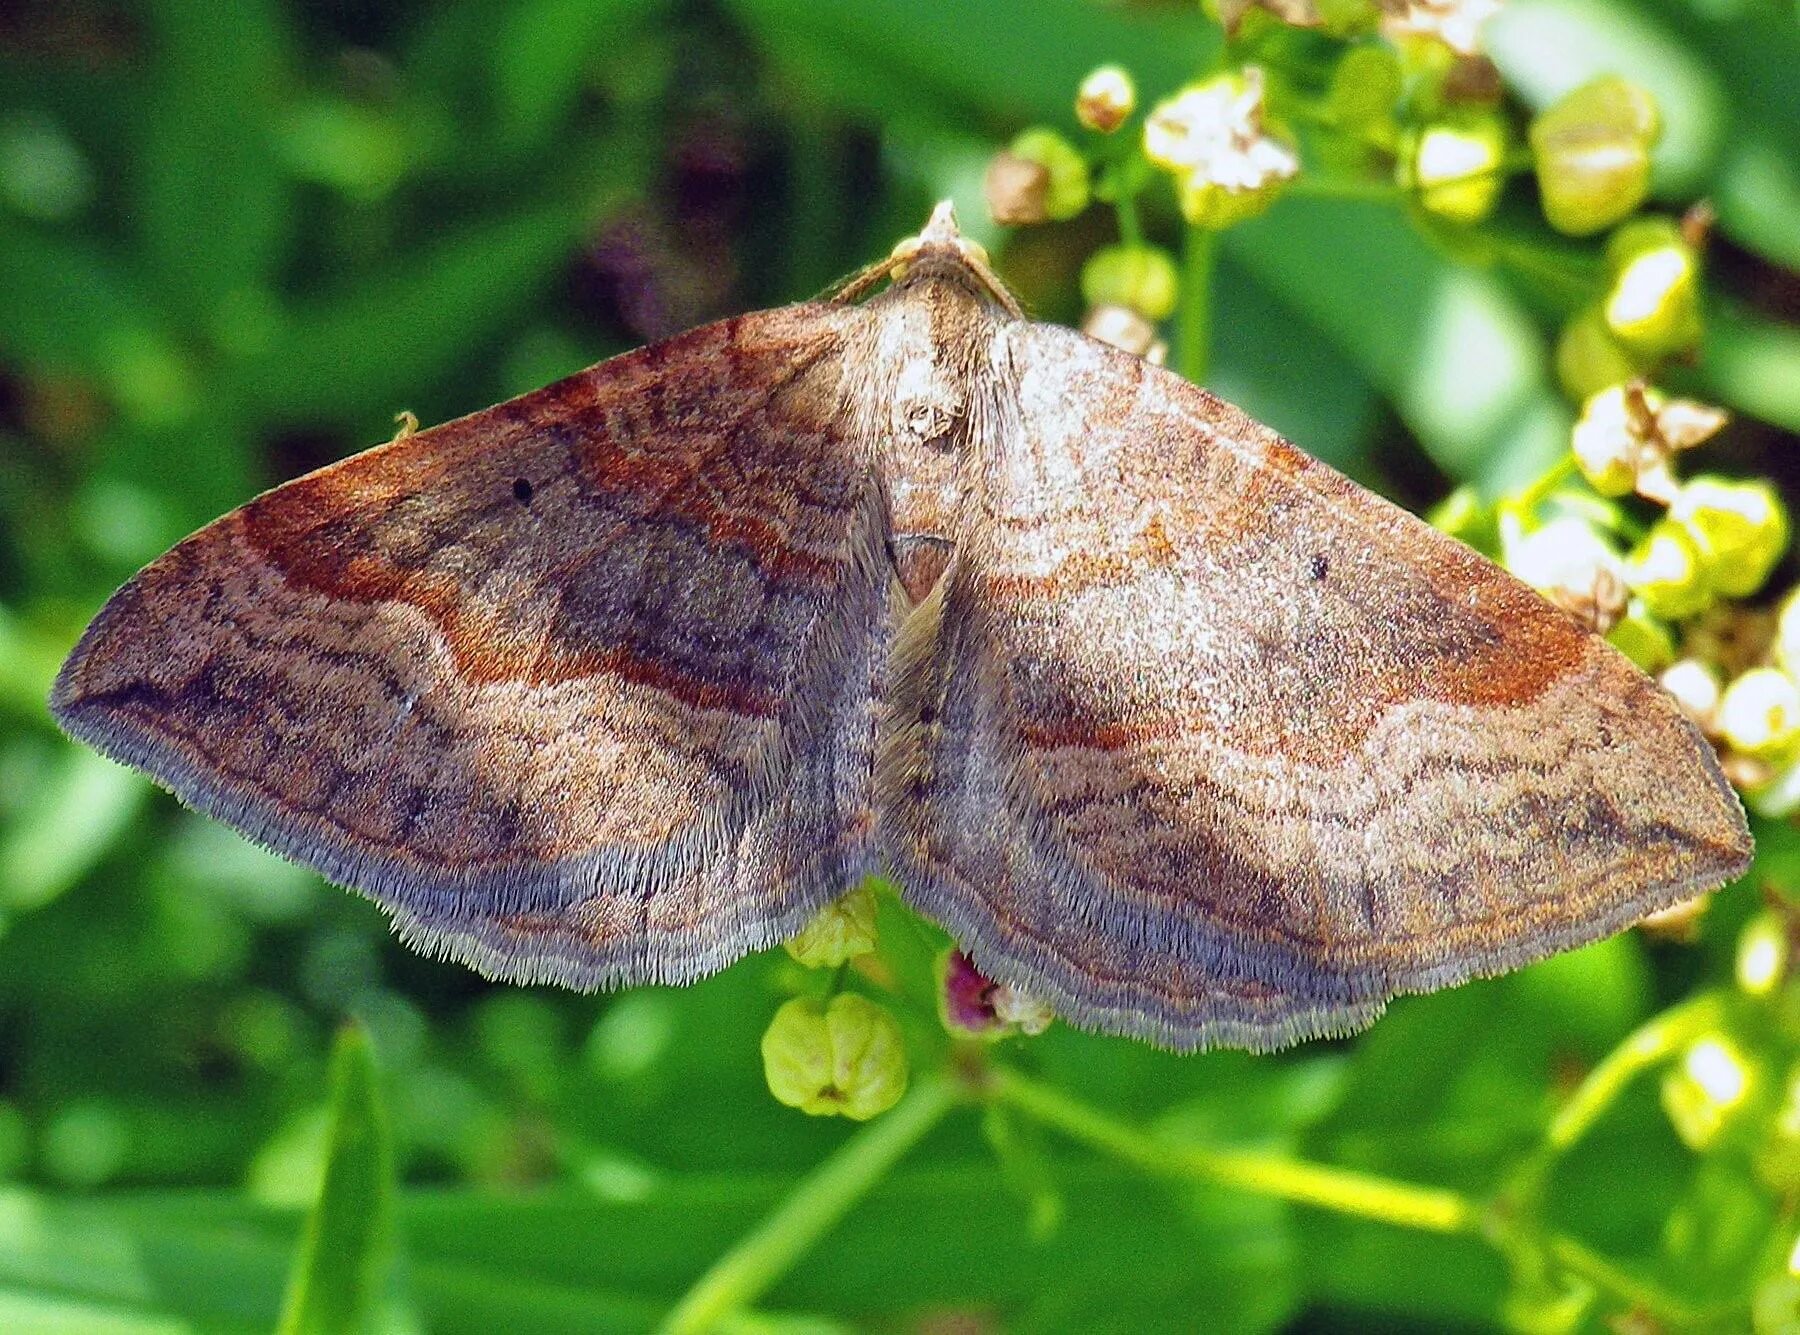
[
  {"x1": 54, "y1": 303, "x2": 890, "y2": 988},
  {"x1": 883, "y1": 320, "x2": 1751, "y2": 1051}
]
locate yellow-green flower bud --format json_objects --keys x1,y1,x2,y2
[
  {"x1": 1080, "y1": 244, "x2": 1179, "y2": 322},
  {"x1": 1012, "y1": 128, "x2": 1089, "y2": 221},
  {"x1": 1427, "y1": 483, "x2": 1484, "y2": 541},
  {"x1": 1607, "y1": 601, "x2": 1676, "y2": 673},
  {"x1": 1668, "y1": 475, "x2": 1788, "y2": 599},
  {"x1": 1661, "y1": 1034, "x2": 1751, "y2": 1151},
  {"x1": 1076, "y1": 65, "x2": 1136, "y2": 134},
  {"x1": 1529, "y1": 76, "x2": 1660, "y2": 236},
  {"x1": 1554, "y1": 306, "x2": 1640, "y2": 404},
  {"x1": 1401, "y1": 107, "x2": 1508, "y2": 225},
  {"x1": 1624, "y1": 521, "x2": 1711, "y2": 620},
  {"x1": 1603, "y1": 218, "x2": 1701, "y2": 357},
  {"x1": 1776, "y1": 587, "x2": 1800, "y2": 677},
  {"x1": 1736, "y1": 910, "x2": 1788, "y2": 997},
  {"x1": 761, "y1": 993, "x2": 908, "y2": 1121},
  {"x1": 1719, "y1": 667, "x2": 1800, "y2": 758},
  {"x1": 1315, "y1": 0, "x2": 1379, "y2": 37},
  {"x1": 782, "y1": 887, "x2": 878, "y2": 969},
  {"x1": 1327, "y1": 45, "x2": 1403, "y2": 130},
  {"x1": 1179, "y1": 173, "x2": 1284, "y2": 229}
]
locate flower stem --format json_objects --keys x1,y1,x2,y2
[
  {"x1": 1544, "y1": 990, "x2": 1725, "y2": 1154},
  {"x1": 1178, "y1": 226, "x2": 1217, "y2": 384},
  {"x1": 990, "y1": 1066, "x2": 1479, "y2": 1235},
  {"x1": 659, "y1": 1074, "x2": 959, "y2": 1335},
  {"x1": 1115, "y1": 192, "x2": 1143, "y2": 249}
]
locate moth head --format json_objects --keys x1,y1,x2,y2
[{"x1": 833, "y1": 202, "x2": 1022, "y2": 317}]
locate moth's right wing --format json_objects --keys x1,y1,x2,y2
[{"x1": 883, "y1": 321, "x2": 1749, "y2": 1051}]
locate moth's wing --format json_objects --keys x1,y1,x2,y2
[
  {"x1": 54, "y1": 303, "x2": 890, "y2": 989},
  {"x1": 882, "y1": 321, "x2": 1751, "y2": 1051}
]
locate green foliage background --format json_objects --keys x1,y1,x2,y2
[{"x1": 2, "y1": 1, "x2": 1799, "y2": 1331}]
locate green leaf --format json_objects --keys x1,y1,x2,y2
[
  {"x1": 0, "y1": 747, "x2": 147, "y2": 917},
  {"x1": 136, "y1": 0, "x2": 295, "y2": 322},
  {"x1": 276, "y1": 1024, "x2": 394, "y2": 1335},
  {"x1": 491, "y1": 0, "x2": 661, "y2": 147}
]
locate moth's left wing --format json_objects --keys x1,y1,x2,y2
[
  {"x1": 53, "y1": 303, "x2": 889, "y2": 990},
  {"x1": 882, "y1": 321, "x2": 1751, "y2": 1051}
]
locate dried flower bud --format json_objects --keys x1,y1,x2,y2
[
  {"x1": 1379, "y1": 0, "x2": 1502, "y2": 56},
  {"x1": 1081, "y1": 304, "x2": 1162, "y2": 359},
  {"x1": 1571, "y1": 382, "x2": 1727, "y2": 503},
  {"x1": 1719, "y1": 667, "x2": 1800, "y2": 758},
  {"x1": 782, "y1": 887, "x2": 879, "y2": 969},
  {"x1": 1076, "y1": 65, "x2": 1136, "y2": 133},
  {"x1": 1081, "y1": 244, "x2": 1179, "y2": 321},
  {"x1": 1683, "y1": 601, "x2": 1776, "y2": 681},
  {"x1": 1641, "y1": 894, "x2": 1708, "y2": 942},
  {"x1": 984, "y1": 151, "x2": 1049, "y2": 226},
  {"x1": 1669, "y1": 476, "x2": 1789, "y2": 600},
  {"x1": 1440, "y1": 54, "x2": 1504, "y2": 106},
  {"x1": 1502, "y1": 516, "x2": 1627, "y2": 634},
  {"x1": 1210, "y1": 0, "x2": 1334, "y2": 32},
  {"x1": 761, "y1": 993, "x2": 908, "y2": 1121},
  {"x1": 1604, "y1": 218, "x2": 1702, "y2": 357},
  {"x1": 1624, "y1": 522, "x2": 1711, "y2": 621},
  {"x1": 1554, "y1": 306, "x2": 1641, "y2": 404},
  {"x1": 1659, "y1": 658, "x2": 1723, "y2": 734},
  {"x1": 1529, "y1": 76, "x2": 1660, "y2": 236},
  {"x1": 986, "y1": 128, "x2": 1090, "y2": 225},
  {"x1": 1145, "y1": 69, "x2": 1299, "y2": 231},
  {"x1": 940, "y1": 949, "x2": 1054, "y2": 1040},
  {"x1": 1401, "y1": 106, "x2": 1509, "y2": 224}
]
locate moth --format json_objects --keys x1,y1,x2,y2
[{"x1": 53, "y1": 203, "x2": 1751, "y2": 1051}]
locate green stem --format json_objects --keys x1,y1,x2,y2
[
  {"x1": 1115, "y1": 192, "x2": 1143, "y2": 249},
  {"x1": 660, "y1": 1075, "x2": 959, "y2": 1335},
  {"x1": 1504, "y1": 454, "x2": 1581, "y2": 519},
  {"x1": 991, "y1": 1067, "x2": 1479, "y2": 1235},
  {"x1": 1489, "y1": 236, "x2": 1604, "y2": 305},
  {"x1": 1177, "y1": 226, "x2": 1217, "y2": 385},
  {"x1": 1544, "y1": 1232, "x2": 1732, "y2": 1327},
  {"x1": 1544, "y1": 990, "x2": 1726, "y2": 1155}
]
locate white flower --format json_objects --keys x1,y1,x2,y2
[
  {"x1": 1380, "y1": 0, "x2": 1503, "y2": 56},
  {"x1": 1144, "y1": 68, "x2": 1299, "y2": 193}
]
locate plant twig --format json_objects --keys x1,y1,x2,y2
[
  {"x1": 660, "y1": 1075, "x2": 959, "y2": 1335},
  {"x1": 990, "y1": 1066, "x2": 1479, "y2": 1235},
  {"x1": 1178, "y1": 226, "x2": 1217, "y2": 384}
]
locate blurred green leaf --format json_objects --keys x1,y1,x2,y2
[
  {"x1": 136, "y1": 0, "x2": 295, "y2": 324},
  {"x1": 276, "y1": 1024, "x2": 394, "y2": 1335},
  {"x1": 0, "y1": 749, "x2": 146, "y2": 917}
]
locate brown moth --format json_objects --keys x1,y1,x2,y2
[{"x1": 52, "y1": 203, "x2": 1751, "y2": 1050}]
